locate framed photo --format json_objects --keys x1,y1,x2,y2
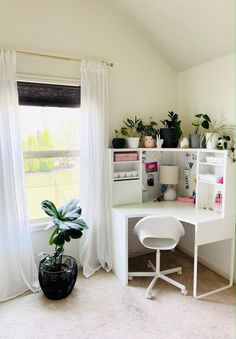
[{"x1": 145, "y1": 161, "x2": 158, "y2": 173}]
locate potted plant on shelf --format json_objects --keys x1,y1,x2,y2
[
  {"x1": 160, "y1": 111, "x2": 182, "y2": 148},
  {"x1": 137, "y1": 117, "x2": 159, "y2": 148},
  {"x1": 204, "y1": 120, "x2": 236, "y2": 149},
  {"x1": 39, "y1": 199, "x2": 88, "y2": 300},
  {"x1": 121, "y1": 115, "x2": 142, "y2": 148},
  {"x1": 190, "y1": 113, "x2": 211, "y2": 148},
  {"x1": 112, "y1": 129, "x2": 126, "y2": 149}
]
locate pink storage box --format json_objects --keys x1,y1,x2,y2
[
  {"x1": 177, "y1": 196, "x2": 195, "y2": 203},
  {"x1": 114, "y1": 152, "x2": 138, "y2": 162}
]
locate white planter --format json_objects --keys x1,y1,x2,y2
[
  {"x1": 127, "y1": 137, "x2": 140, "y2": 148},
  {"x1": 205, "y1": 133, "x2": 219, "y2": 149}
]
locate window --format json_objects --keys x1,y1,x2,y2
[{"x1": 18, "y1": 82, "x2": 80, "y2": 222}]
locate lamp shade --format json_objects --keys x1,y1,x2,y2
[{"x1": 160, "y1": 165, "x2": 179, "y2": 185}]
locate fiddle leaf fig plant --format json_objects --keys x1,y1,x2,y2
[{"x1": 40, "y1": 199, "x2": 88, "y2": 268}]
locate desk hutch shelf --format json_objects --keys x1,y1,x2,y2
[{"x1": 109, "y1": 148, "x2": 235, "y2": 218}]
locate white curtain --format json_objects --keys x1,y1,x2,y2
[
  {"x1": 0, "y1": 50, "x2": 40, "y2": 302},
  {"x1": 79, "y1": 61, "x2": 112, "y2": 277}
]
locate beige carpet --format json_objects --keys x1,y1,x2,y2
[{"x1": 0, "y1": 251, "x2": 235, "y2": 339}]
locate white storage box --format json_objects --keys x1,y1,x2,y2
[{"x1": 206, "y1": 156, "x2": 223, "y2": 165}]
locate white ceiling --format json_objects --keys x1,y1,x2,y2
[{"x1": 110, "y1": 0, "x2": 235, "y2": 71}]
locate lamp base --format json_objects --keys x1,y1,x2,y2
[{"x1": 163, "y1": 186, "x2": 177, "y2": 201}]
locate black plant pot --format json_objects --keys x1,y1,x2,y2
[
  {"x1": 39, "y1": 255, "x2": 78, "y2": 300},
  {"x1": 112, "y1": 138, "x2": 126, "y2": 149},
  {"x1": 160, "y1": 128, "x2": 179, "y2": 148}
]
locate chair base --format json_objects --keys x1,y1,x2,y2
[{"x1": 128, "y1": 252, "x2": 188, "y2": 299}]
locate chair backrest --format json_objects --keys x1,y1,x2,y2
[{"x1": 133, "y1": 216, "x2": 185, "y2": 250}]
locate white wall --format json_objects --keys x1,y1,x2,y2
[
  {"x1": 177, "y1": 54, "x2": 236, "y2": 280},
  {"x1": 0, "y1": 0, "x2": 176, "y2": 259},
  {"x1": 177, "y1": 53, "x2": 235, "y2": 134},
  {"x1": 0, "y1": 0, "x2": 177, "y2": 141}
]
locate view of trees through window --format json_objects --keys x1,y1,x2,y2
[{"x1": 20, "y1": 106, "x2": 80, "y2": 221}]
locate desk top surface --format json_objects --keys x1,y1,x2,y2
[{"x1": 112, "y1": 201, "x2": 223, "y2": 225}]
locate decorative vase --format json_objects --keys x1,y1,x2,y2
[
  {"x1": 144, "y1": 136, "x2": 156, "y2": 148},
  {"x1": 112, "y1": 138, "x2": 126, "y2": 149},
  {"x1": 160, "y1": 128, "x2": 179, "y2": 148},
  {"x1": 39, "y1": 255, "x2": 77, "y2": 300},
  {"x1": 189, "y1": 134, "x2": 201, "y2": 148},
  {"x1": 127, "y1": 137, "x2": 140, "y2": 148},
  {"x1": 205, "y1": 133, "x2": 219, "y2": 149},
  {"x1": 156, "y1": 139, "x2": 164, "y2": 148},
  {"x1": 180, "y1": 137, "x2": 189, "y2": 148}
]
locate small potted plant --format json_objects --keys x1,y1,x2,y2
[
  {"x1": 137, "y1": 117, "x2": 159, "y2": 148},
  {"x1": 160, "y1": 111, "x2": 182, "y2": 148},
  {"x1": 121, "y1": 115, "x2": 142, "y2": 148},
  {"x1": 204, "y1": 120, "x2": 236, "y2": 149},
  {"x1": 112, "y1": 129, "x2": 126, "y2": 149},
  {"x1": 38, "y1": 199, "x2": 88, "y2": 300},
  {"x1": 190, "y1": 114, "x2": 211, "y2": 148}
]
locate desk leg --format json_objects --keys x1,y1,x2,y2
[
  {"x1": 112, "y1": 211, "x2": 129, "y2": 286},
  {"x1": 193, "y1": 242, "x2": 198, "y2": 298},
  {"x1": 194, "y1": 236, "x2": 235, "y2": 299},
  {"x1": 229, "y1": 236, "x2": 235, "y2": 286}
]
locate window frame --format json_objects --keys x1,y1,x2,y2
[{"x1": 18, "y1": 81, "x2": 81, "y2": 230}]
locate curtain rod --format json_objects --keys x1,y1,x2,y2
[{"x1": 16, "y1": 50, "x2": 114, "y2": 67}]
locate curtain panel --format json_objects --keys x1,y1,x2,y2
[
  {"x1": 79, "y1": 61, "x2": 112, "y2": 277},
  {"x1": 0, "y1": 50, "x2": 39, "y2": 301}
]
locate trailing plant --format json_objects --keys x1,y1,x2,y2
[
  {"x1": 217, "y1": 135, "x2": 231, "y2": 150},
  {"x1": 40, "y1": 199, "x2": 88, "y2": 270},
  {"x1": 137, "y1": 118, "x2": 159, "y2": 139},
  {"x1": 203, "y1": 120, "x2": 236, "y2": 141},
  {"x1": 160, "y1": 111, "x2": 182, "y2": 140},
  {"x1": 191, "y1": 114, "x2": 211, "y2": 134},
  {"x1": 121, "y1": 115, "x2": 142, "y2": 137},
  {"x1": 217, "y1": 135, "x2": 235, "y2": 163}
]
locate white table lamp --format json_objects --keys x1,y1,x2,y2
[{"x1": 160, "y1": 165, "x2": 179, "y2": 201}]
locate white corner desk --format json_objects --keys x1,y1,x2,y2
[{"x1": 111, "y1": 200, "x2": 235, "y2": 299}]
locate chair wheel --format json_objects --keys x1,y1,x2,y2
[
  {"x1": 181, "y1": 288, "x2": 188, "y2": 296},
  {"x1": 146, "y1": 291, "x2": 152, "y2": 299}
]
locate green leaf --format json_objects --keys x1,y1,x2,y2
[
  {"x1": 201, "y1": 120, "x2": 209, "y2": 129},
  {"x1": 41, "y1": 200, "x2": 58, "y2": 218},
  {"x1": 73, "y1": 218, "x2": 89, "y2": 229},
  {"x1": 68, "y1": 228, "x2": 83, "y2": 239},
  {"x1": 63, "y1": 231, "x2": 71, "y2": 242},
  {"x1": 60, "y1": 198, "x2": 80, "y2": 217},
  {"x1": 121, "y1": 127, "x2": 129, "y2": 136},
  {"x1": 49, "y1": 227, "x2": 58, "y2": 245},
  {"x1": 202, "y1": 114, "x2": 211, "y2": 122},
  {"x1": 53, "y1": 232, "x2": 66, "y2": 246}
]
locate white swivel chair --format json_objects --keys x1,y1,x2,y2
[{"x1": 133, "y1": 216, "x2": 188, "y2": 299}]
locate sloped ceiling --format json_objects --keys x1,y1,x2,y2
[{"x1": 110, "y1": 0, "x2": 235, "y2": 71}]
